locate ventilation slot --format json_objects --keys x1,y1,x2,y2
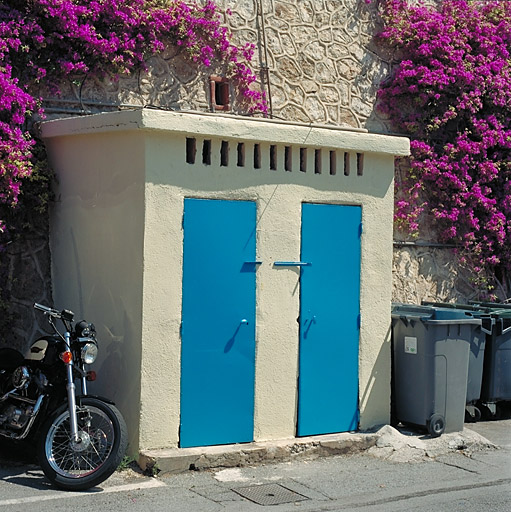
[
  {"x1": 186, "y1": 138, "x2": 196, "y2": 164},
  {"x1": 344, "y1": 152, "x2": 350, "y2": 176},
  {"x1": 300, "y1": 148, "x2": 307, "y2": 172},
  {"x1": 285, "y1": 146, "x2": 292, "y2": 172},
  {"x1": 357, "y1": 153, "x2": 364, "y2": 176},
  {"x1": 270, "y1": 145, "x2": 277, "y2": 171},
  {"x1": 254, "y1": 144, "x2": 261, "y2": 169},
  {"x1": 330, "y1": 150, "x2": 337, "y2": 175},
  {"x1": 220, "y1": 141, "x2": 229, "y2": 167},
  {"x1": 202, "y1": 140, "x2": 212, "y2": 165},
  {"x1": 183, "y1": 136, "x2": 360, "y2": 178},
  {"x1": 314, "y1": 149, "x2": 322, "y2": 174},
  {"x1": 237, "y1": 143, "x2": 245, "y2": 167}
]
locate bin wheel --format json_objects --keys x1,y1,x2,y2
[
  {"x1": 427, "y1": 414, "x2": 445, "y2": 437},
  {"x1": 478, "y1": 402, "x2": 493, "y2": 420},
  {"x1": 465, "y1": 405, "x2": 481, "y2": 422}
]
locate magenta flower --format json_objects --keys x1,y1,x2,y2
[
  {"x1": 379, "y1": 0, "x2": 511, "y2": 289},
  {"x1": 1, "y1": 0, "x2": 267, "y2": 245}
]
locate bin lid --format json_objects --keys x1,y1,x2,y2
[
  {"x1": 469, "y1": 303, "x2": 511, "y2": 334},
  {"x1": 420, "y1": 301, "x2": 499, "y2": 332},
  {"x1": 392, "y1": 303, "x2": 483, "y2": 324},
  {"x1": 469, "y1": 301, "x2": 511, "y2": 318},
  {"x1": 469, "y1": 301, "x2": 511, "y2": 310},
  {"x1": 426, "y1": 300, "x2": 511, "y2": 319},
  {"x1": 423, "y1": 301, "x2": 483, "y2": 312}
]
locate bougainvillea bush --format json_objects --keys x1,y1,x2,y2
[
  {"x1": 377, "y1": 0, "x2": 511, "y2": 296},
  {"x1": 0, "y1": 0, "x2": 265, "y2": 244}
]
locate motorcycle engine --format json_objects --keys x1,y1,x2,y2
[
  {"x1": 12, "y1": 366, "x2": 30, "y2": 389},
  {"x1": 0, "y1": 404, "x2": 33, "y2": 431},
  {"x1": 0, "y1": 366, "x2": 47, "y2": 438}
]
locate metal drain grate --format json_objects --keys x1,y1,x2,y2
[{"x1": 233, "y1": 483, "x2": 309, "y2": 506}]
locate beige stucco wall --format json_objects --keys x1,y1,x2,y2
[
  {"x1": 43, "y1": 109, "x2": 409, "y2": 455},
  {"x1": 44, "y1": 129, "x2": 146, "y2": 452},
  {"x1": 32, "y1": 0, "x2": 477, "y2": 355}
]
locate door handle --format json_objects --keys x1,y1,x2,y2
[{"x1": 273, "y1": 261, "x2": 311, "y2": 267}]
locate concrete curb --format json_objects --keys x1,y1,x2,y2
[
  {"x1": 138, "y1": 432, "x2": 379, "y2": 475},
  {"x1": 138, "y1": 424, "x2": 500, "y2": 476}
]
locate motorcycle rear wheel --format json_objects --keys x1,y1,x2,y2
[{"x1": 37, "y1": 397, "x2": 128, "y2": 491}]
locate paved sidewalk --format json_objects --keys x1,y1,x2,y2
[
  {"x1": 134, "y1": 419, "x2": 511, "y2": 511},
  {"x1": 138, "y1": 422, "x2": 498, "y2": 475},
  {"x1": 0, "y1": 420, "x2": 509, "y2": 511}
]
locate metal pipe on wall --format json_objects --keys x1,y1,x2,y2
[{"x1": 257, "y1": 0, "x2": 273, "y2": 118}]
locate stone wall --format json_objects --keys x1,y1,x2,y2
[
  {"x1": 45, "y1": 1, "x2": 478, "y2": 301},
  {"x1": 40, "y1": 1, "x2": 391, "y2": 132},
  {"x1": 219, "y1": 0, "x2": 390, "y2": 130},
  {"x1": 2, "y1": 0, "x2": 476, "y2": 351},
  {"x1": 0, "y1": 222, "x2": 53, "y2": 352},
  {"x1": 392, "y1": 245, "x2": 480, "y2": 305}
]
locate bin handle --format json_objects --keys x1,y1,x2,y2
[
  {"x1": 393, "y1": 315, "x2": 423, "y2": 327},
  {"x1": 397, "y1": 316, "x2": 410, "y2": 327},
  {"x1": 501, "y1": 322, "x2": 511, "y2": 335},
  {"x1": 424, "y1": 319, "x2": 482, "y2": 326},
  {"x1": 480, "y1": 317, "x2": 494, "y2": 335}
]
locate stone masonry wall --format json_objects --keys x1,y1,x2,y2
[
  {"x1": 0, "y1": 222, "x2": 53, "y2": 352},
  {"x1": 220, "y1": 0, "x2": 390, "y2": 130},
  {"x1": 40, "y1": 1, "x2": 391, "y2": 132},
  {"x1": 3, "y1": 0, "x2": 476, "y2": 351}
]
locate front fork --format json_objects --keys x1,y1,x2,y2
[{"x1": 64, "y1": 332, "x2": 80, "y2": 444}]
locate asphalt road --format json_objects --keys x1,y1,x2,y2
[{"x1": 0, "y1": 419, "x2": 509, "y2": 512}]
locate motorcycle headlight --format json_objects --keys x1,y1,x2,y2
[{"x1": 81, "y1": 343, "x2": 98, "y2": 364}]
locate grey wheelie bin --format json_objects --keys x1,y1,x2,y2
[
  {"x1": 470, "y1": 302, "x2": 511, "y2": 406},
  {"x1": 391, "y1": 304, "x2": 484, "y2": 436},
  {"x1": 422, "y1": 301, "x2": 494, "y2": 416}
]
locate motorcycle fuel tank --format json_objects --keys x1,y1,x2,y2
[{"x1": 25, "y1": 337, "x2": 61, "y2": 366}]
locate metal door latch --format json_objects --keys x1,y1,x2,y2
[{"x1": 273, "y1": 261, "x2": 311, "y2": 267}]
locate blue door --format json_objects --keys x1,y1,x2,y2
[
  {"x1": 298, "y1": 203, "x2": 361, "y2": 436},
  {"x1": 180, "y1": 199, "x2": 257, "y2": 448}
]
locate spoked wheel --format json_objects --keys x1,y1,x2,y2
[{"x1": 37, "y1": 397, "x2": 128, "y2": 491}]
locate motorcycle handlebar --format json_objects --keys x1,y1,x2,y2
[{"x1": 34, "y1": 303, "x2": 61, "y2": 318}]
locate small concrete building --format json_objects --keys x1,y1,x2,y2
[{"x1": 41, "y1": 109, "x2": 409, "y2": 461}]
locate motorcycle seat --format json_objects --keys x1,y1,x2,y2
[{"x1": 0, "y1": 347, "x2": 25, "y2": 370}]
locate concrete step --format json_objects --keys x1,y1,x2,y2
[{"x1": 139, "y1": 431, "x2": 378, "y2": 475}]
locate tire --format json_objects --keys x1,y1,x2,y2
[
  {"x1": 37, "y1": 397, "x2": 128, "y2": 491},
  {"x1": 427, "y1": 413, "x2": 445, "y2": 437}
]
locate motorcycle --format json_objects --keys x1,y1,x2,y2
[{"x1": 0, "y1": 303, "x2": 128, "y2": 491}]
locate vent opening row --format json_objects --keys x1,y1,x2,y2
[{"x1": 186, "y1": 138, "x2": 364, "y2": 176}]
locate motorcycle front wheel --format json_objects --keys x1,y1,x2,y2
[{"x1": 37, "y1": 397, "x2": 128, "y2": 491}]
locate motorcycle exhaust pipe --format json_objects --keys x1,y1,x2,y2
[{"x1": 18, "y1": 395, "x2": 45, "y2": 440}]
